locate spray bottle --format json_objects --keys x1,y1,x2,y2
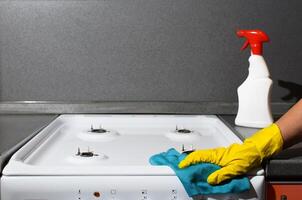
[{"x1": 235, "y1": 30, "x2": 273, "y2": 128}]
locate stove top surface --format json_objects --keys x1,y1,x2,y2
[{"x1": 3, "y1": 114, "x2": 244, "y2": 176}]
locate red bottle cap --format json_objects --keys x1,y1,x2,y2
[{"x1": 237, "y1": 30, "x2": 269, "y2": 55}]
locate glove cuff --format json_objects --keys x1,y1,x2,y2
[{"x1": 244, "y1": 123, "x2": 284, "y2": 162}]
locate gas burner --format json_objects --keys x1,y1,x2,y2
[
  {"x1": 181, "y1": 144, "x2": 195, "y2": 154},
  {"x1": 67, "y1": 147, "x2": 108, "y2": 164},
  {"x1": 90, "y1": 125, "x2": 109, "y2": 134},
  {"x1": 165, "y1": 126, "x2": 201, "y2": 142},
  {"x1": 175, "y1": 126, "x2": 192, "y2": 134},
  {"x1": 77, "y1": 125, "x2": 119, "y2": 141},
  {"x1": 76, "y1": 147, "x2": 99, "y2": 157}
]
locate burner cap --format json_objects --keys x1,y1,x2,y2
[
  {"x1": 78, "y1": 127, "x2": 119, "y2": 142},
  {"x1": 176, "y1": 128, "x2": 192, "y2": 134},
  {"x1": 90, "y1": 128, "x2": 108, "y2": 133},
  {"x1": 90, "y1": 125, "x2": 109, "y2": 133},
  {"x1": 79, "y1": 152, "x2": 98, "y2": 157},
  {"x1": 181, "y1": 144, "x2": 195, "y2": 154},
  {"x1": 76, "y1": 148, "x2": 98, "y2": 157},
  {"x1": 165, "y1": 127, "x2": 200, "y2": 142}
]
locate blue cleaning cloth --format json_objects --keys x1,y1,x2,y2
[{"x1": 149, "y1": 148, "x2": 250, "y2": 197}]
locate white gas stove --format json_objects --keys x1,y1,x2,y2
[{"x1": 1, "y1": 114, "x2": 264, "y2": 200}]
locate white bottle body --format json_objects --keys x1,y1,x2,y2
[{"x1": 235, "y1": 54, "x2": 273, "y2": 128}]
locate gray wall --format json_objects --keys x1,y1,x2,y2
[{"x1": 0, "y1": 0, "x2": 301, "y2": 102}]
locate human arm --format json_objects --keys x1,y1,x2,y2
[
  {"x1": 178, "y1": 99, "x2": 302, "y2": 185},
  {"x1": 276, "y1": 99, "x2": 302, "y2": 148}
]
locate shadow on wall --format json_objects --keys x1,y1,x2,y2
[
  {"x1": 272, "y1": 146, "x2": 302, "y2": 159},
  {"x1": 0, "y1": 46, "x2": 2, "y2": 100},
  {"x1": 278, "y1": 80, "x2": 302, "y2": 102}
]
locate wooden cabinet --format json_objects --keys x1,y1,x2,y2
[{"x1": 267, "y1": 183, "x2": 302, "y2": 200}]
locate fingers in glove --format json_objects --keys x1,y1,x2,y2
[
  {"x1": 207, "y1": 165, "x2": 243, "y2": 185},
  {"x1": 178, "y1": 149, "x2": 221, "y2": 169}
]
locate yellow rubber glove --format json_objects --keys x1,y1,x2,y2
[{"x1": 178, "y1": 123, "x2": 284, "y2": 185}]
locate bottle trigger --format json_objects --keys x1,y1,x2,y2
[
  {"x1": 241, "y1": 40, "x2": 249, "y2": 51},
  {"x1": 236, "y1": 30, "x2": 269, "y2": 55}
]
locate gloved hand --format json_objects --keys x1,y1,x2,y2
[{"x1": 178, "y1": 123, "x2": 283, "y2": 185}]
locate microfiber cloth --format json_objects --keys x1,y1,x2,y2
[{"x1": 149, "y1": 148, "x2": 250, "y2": 197}]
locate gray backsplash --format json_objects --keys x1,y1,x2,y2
[{"x1": 0, "y1": 0, "x2": 301, "y2": 102}]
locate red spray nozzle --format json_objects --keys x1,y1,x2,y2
[{"x1": 236, "y1": 30, "x2": 269, "y2": 55}]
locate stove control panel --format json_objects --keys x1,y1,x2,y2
[
  {"x1": 1, "y1": 176, "x2": 189, "y2": 200},
  {"x1": 78, "y1": 188, "x2": 181, "y2": 200},
  {"x1": 1, "y1": 175, "x2": 264, "y2": 200}
]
